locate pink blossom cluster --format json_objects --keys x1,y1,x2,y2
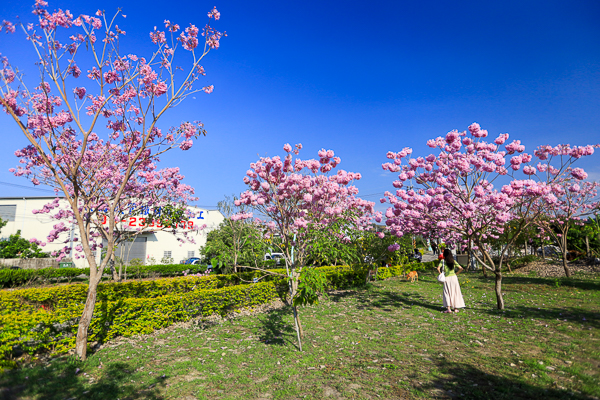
[
  {"x1": 381, "y1": 123, "x2": 599, "y2": 253},
  {"x1": 235, "y1": 144, "x2": 376, "y2": 266}
]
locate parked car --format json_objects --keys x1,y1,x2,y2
[
  {"x1": 407, "y1": 249, "x2": 422, "y2": 263},
  {"x1": 264, "y1": 253, "x2": 284, "y2": 265},
  {"x1": 537, "y1": 246, "x2": 560, "y2": 257},
  {"x1": 181, "y1": 257, "x2": 202, "y2": 265}
]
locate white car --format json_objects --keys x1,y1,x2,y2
[
  {"x1": 264, "y1": 253, "x2": 284, "y2": 265},
  {"x1": 537, "y1": 246, "x2": 560, "y2": 257}
]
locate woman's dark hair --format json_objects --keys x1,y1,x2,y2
[{"x1": 443, "y1": 248, "x2": 455, "y2": 270}]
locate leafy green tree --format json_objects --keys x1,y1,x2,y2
[
  {"x1": 567, "y1": 214, "x2": 600, "y2": 257},
  {"x1": 349, "y1": 229, "x2": 412, "y2": 267},
  {"x1": 305, "y1": 225, "x2": 357, "y2": 266},
  {"x1": 215, "y1": 195, "x2": 262, "y2": 272},
  {"x1": 200, "y1": 220, "x2": 264, "y2": 272},
  {"x1": 306, "y1": 222, "x2": 414, "y2": 269},
  {"x1": 0, "y1": 230, "x2": 49, "y2": 259}
]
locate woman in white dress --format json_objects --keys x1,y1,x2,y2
[{"x1": 437, "y1": 249, "x2": 465, "y2": 313}]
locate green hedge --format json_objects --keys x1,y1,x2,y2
[
  {"x1": 0, "y1": 276, "x2": 224, "y2": 314},
  {"x1": 0, "y1": 263, "x2": 433, "y2": 315},
  {"x1": 0, "y1": 267, "x2": 87, "y2": 288},
  {"x1": 0, "y1": 263, "x2": 419, "y2": 364},
  {"x1": 0, "y1": 282, "x2": 279, "y2": 363},
  {"x1": 0, "y1": 265, "x2": 371, "y2": 313},
  {"x1": 0, "y1": 261, "x2": 288, "y2": 289},
  {"x1": 0, "y1": 264, "x2": 209, "y2": 288}
]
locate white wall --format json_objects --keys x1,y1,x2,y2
[{"x1": 0, "y1": 197, "x2": 223, "y2": 268}]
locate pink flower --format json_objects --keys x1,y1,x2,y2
[
  {"x1": 73, "y1": 87, "x2": 86, "y2": 99},
  {"x1": 388, "y1": 243, "x2": 400, "y2": 252},
  {"x1": 445, "y1": 130, "x2": 459, "y2": 144},
  {"x1": 207, "y1": 7, "x2": 220, "y2": 20},
  {"x1": 571, "y1": 167, "x2": 588, "y2": 180}
]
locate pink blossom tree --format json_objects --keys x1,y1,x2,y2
[
  {"x1": 235, "y1": 143, "x2": 375, "y2": 350},
  {"x1": 530, "y1": 171, "x2": 599, "y2": 277},
  {"x1": 0, "y1": 1, "x2": 224, "y2": 359},
  {"x1": 382, "y1": 123, "x2": 597, "y2": 309}
]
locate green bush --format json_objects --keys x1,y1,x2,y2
[
  {"x1": 0, "y1": 262, "x2": 429, "y2": 362},
  {"x1": 0, "y1": 282, "x2": 280, "y2": 361},
  {"x1": 0, "y1": 264, "x2": 213, "y2": 289}
]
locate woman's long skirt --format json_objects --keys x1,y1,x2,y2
[{"x1": 443, "y1": 275, "x2": 465, "y2": 309}]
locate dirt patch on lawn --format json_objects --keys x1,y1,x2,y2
[{"x1": 512, "y1": 260, "x2": 600, "y2": 277}]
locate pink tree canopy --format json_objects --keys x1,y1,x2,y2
[
  {"x1": 0, "y1": 0, "x2": 224, "y2": 359},
  {"x1": 235, "y1": 143, "x2": 376, "y2": 270},
  {"x1": 531, "y1": 172, "x2": 599, "y2": 276},
  {"x1": 381, "y1": 123, "x2": 598, "y2": 308}
]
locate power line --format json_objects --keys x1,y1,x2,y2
[{"x1": 0, "y1": 180, "x2": 57, "y2": 193}]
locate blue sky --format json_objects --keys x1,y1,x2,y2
[{"x1": 0, "y1": 0, "x2": 599, "y2": 212}]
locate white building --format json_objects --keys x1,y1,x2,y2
[{"x1": 0, "y1": 197, "x2": 224, "y2": 268}]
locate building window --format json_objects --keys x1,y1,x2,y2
[
  {"x1": 188, "y1": 251, "x2": 195, "y2": 258},
  {"x1": 0, "y1": 205, "x2": 17, "y2": 221},
  {"x1": 162, "y1": 250, "x2": 173, "y2": 264}
]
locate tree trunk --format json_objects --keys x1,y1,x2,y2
[
  {"x1": 110, "y1": 256, "x2": 118, "y2": 281},
  {"x1": 494, "y1": 270, "x2": 504, "y2": 310},
  {"x1": 562, "y1": 252, "x2": 571, "y2": 277},
  {"x1": 75, "y1": 277, "x2": 100, "y2": 360},
  {"x1": 288, "y1": 269, "x2": 303, "y2": 351},
  {"x1": 110, "y1": 254, "x2": 121, "y2": 282},
  {"x1": 291, "y1": 305, "x2": 303, "y2": 351},
  {"x1": 466, "y1": 240, "x2": 472, "y2": 272},
  {"x1": 293, "y1": 305, "x2": 304, "y2": 338},
  {"x1": 561, "y1": 235, "x2": 571, "y2": 277},
  {"x1": 585, "y1": 236, "x2": 590, "y2": 258}
]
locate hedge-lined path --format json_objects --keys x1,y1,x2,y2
[{"x1": 1, "y1": 271, "x2": 599, "y2": 400}]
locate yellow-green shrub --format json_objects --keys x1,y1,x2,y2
[
  {"x1": 0, "y1": 282, "x2": 279, "y2": 361},
  {"x1": 0, "y1": 275, "x2": 221, "y2": 313},
  {"x1": 0, "y1": 263, "x2": 426, "y2": 362}
]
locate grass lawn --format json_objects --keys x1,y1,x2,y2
[{"x1": 1, "y1": 270, "x2": 599, "y2": 399}]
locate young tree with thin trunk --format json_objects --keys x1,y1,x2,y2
[
  {"x1": 216, "y1": 195, "x2": 256, "y2": 273},
  {"x1": 0, "y1": 1, "x2": 224, "y2": 359},
  {"x1": 235, "y1": 143, "x2": 376, "y2": 350}
]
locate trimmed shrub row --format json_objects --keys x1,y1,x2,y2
[
  {"x1": 0, "y1": 282, "x2": 280, "y2": 364},
  {"x1": 0, "y1": 261, "x2": 284, "y2": 289},
  {"x1": 0, "y1": 265, "x2": 371, "y2": 313},
  {"x1": 0, "y1": 263, "x2": 431, "y2": 363}
]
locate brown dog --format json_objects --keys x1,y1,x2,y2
[{"x1": 407, "y1": 270, "x2": 418, "y2": 283}]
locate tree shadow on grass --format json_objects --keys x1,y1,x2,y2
[
  {"x1": 411, "y1": 357, "x2": 595, "y2": 400},
  {"x1": 254, "y1": 307, "x2": 298, "y2": 349},
  {"x1": 475, "y1": 305, "x2": 600, "y2": 330},
  {"x1": 502, "y1": 275, "x2": 600, "y2": 292},
  {"x1": 0, "y1": 359, "x2": 166, "y2": 400},
  {"x1": 328, "y1": 286, "x2": 443, "y2": 313}
]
